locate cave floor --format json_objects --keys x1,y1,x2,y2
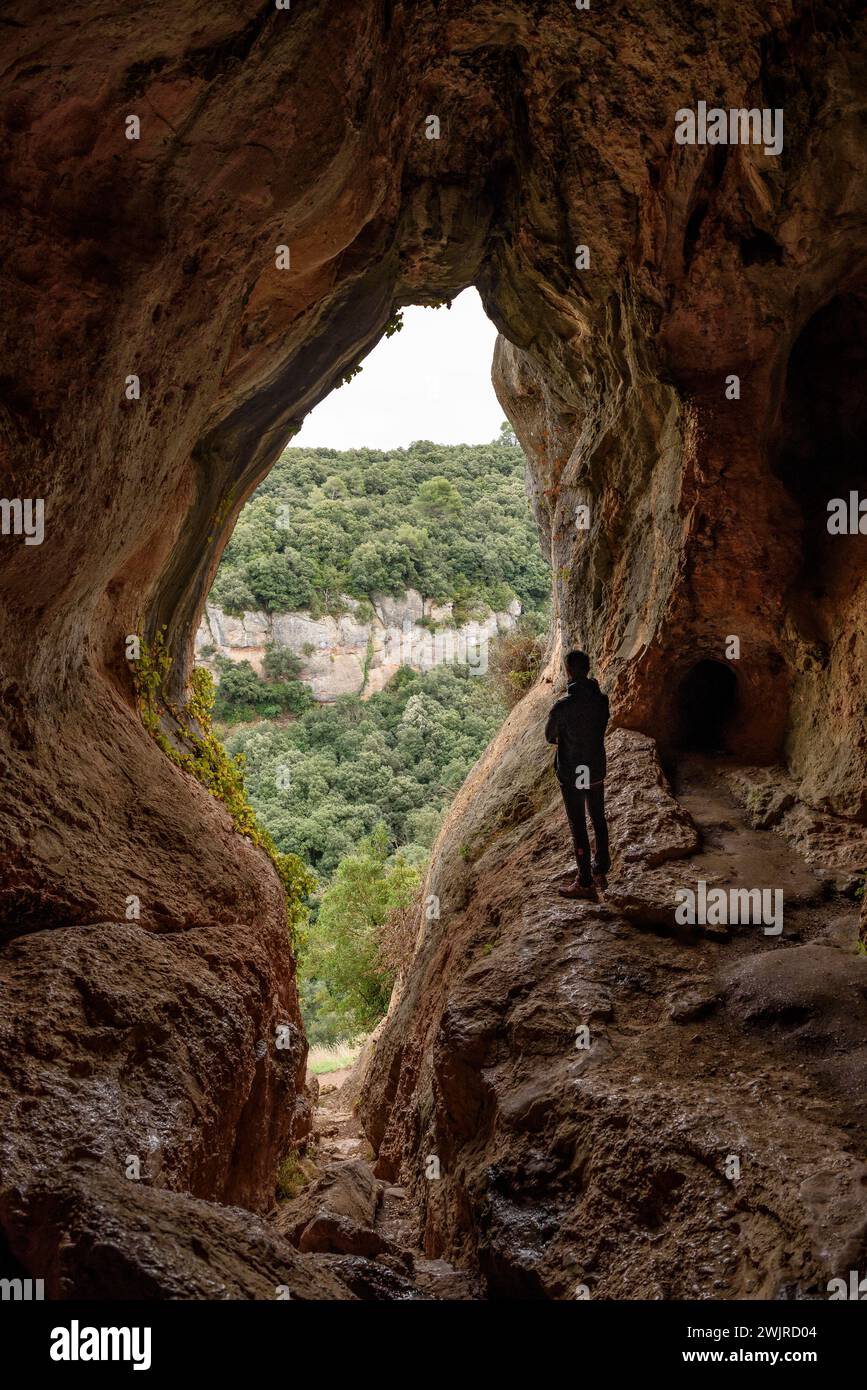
[
  {"x1": 271, "y1": 744, "x2": 866, "y2": 1299},
  {"x1": 270, "y1": 1071, "x2": 481, "y2": 1299}
]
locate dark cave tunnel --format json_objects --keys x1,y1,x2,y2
[{"x1": 675, "y1": 659, "x2": 738, "y2": 753}]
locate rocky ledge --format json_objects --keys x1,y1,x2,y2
[{"x1": 360, "y1": 669, "x2": 867, "y2": 1298}]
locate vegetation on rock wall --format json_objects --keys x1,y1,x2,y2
[
  {"x1": 133, "y1": 629, "x2": 316, "y2": 944},
  {"x1": 486, "y1": 614, "x2": 548, "y2": 707}
]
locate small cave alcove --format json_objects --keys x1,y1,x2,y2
[
  {"x1": 675, "y1": 659, "x2": 738, "y2": 753},
  {"x1": 773, "y1": 289, "x2": 867, "y2": 625}
]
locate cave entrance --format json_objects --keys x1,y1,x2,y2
[
  {"x1": 676, "y1": 660, "x2": 737, "y2": 753},
  {"x1": 199, "y1": 289, "x2": 547, "y2": 1056}
]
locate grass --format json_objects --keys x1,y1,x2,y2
[
  {"x1": 275, "y1": 1150, "x2": 316, "y2": 1201},
  {"x1": 307, "y1": 1042, "x2": 363, "y2": 1076}
]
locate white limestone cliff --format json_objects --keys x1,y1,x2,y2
[{"x1": 196, "y1": 590, "x2": 522, "y2": 701}]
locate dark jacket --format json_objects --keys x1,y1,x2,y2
[{"x1": 545, "y1": 677, "x2": 609, "y2": 785}]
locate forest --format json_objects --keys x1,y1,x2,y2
[
  {"x1": 209, "y1": 429, "x2": 550, "y2": 618},
  {"x1": 208, "y1": 432, "x2": 548, "y2": 1044}
]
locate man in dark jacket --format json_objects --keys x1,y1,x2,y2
[{"x1": 545, "y1": 649, "x2": 610, "y2": 900}]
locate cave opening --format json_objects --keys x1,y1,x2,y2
[
  {"x1": 198, "y1": 289, "x2": 547, "y2": 1056},
  {"x1": 675, "y1": 659, "x2": 738, "y2": 753},
  {"x1": 5, "y1": 3, "x2": 867, "y2": 1312}
]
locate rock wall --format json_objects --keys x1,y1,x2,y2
[
  {"x1": 197, "y1": 591, "x2": 521, "y2": 701},
  {"x1": 1, "y1": 0, "x2": 865, "y2": 1297}
]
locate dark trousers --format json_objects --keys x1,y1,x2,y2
[{"x1": 559, "y1": 780, "x2": 610, "y2": 885}]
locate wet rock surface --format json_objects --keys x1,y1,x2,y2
[
  {"x1": 274, "y1": 1078, "x2": 478, "y2": 1300},
  {"x1": 1, "y1": 1168, "x2": 356, "y2": 1301},
  {"x1": 363, "y1": 704, "x2": 867, "y2": 1298},
  {"x1": 0, "y1": 1, "x2": 865, "y2": 1298}
]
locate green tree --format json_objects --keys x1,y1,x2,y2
[
  {"x1": 209, "y1": 439, "x2": 550, "y2": 615},
  {"x1": 301, "y1": 826, "x2": 420, "y2": 1038},
  {"x1": 262, "y1": 644, "x2": 304, "y2": 681},
  {"x1": 320, "y1": 474, "x2": 349, "y2": 500},
  {"x1": 416, "y1": 475, "x2": 463, "y2": 522}
]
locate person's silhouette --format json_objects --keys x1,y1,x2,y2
[{"x1": 545, "y1": 649, "x2": 610, "y2": 900}]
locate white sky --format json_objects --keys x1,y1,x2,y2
[{"x1": 290, "y1": 288, "x2": 504, "y2": 450}]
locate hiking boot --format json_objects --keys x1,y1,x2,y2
[
  {"x1": 558, "y1": 877, "x2": 597, "y2": 901},
  {"x1": 592, "y1": 871, "x2": 608, "y2": 892}
]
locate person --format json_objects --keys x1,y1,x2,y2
[{"x1": 545, "y1": 649, "x2": 610, "y2": 900}]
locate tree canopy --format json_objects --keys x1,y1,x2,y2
[{"x1": 209, "y1": 438, "x2": 549, "y2": 618}]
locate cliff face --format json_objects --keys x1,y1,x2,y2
[
  {"x1": 197, "y1": 591, "x2": 521, "y2": 701},
  {"x1": 1, "y1": 1, "x2": 865, "y2": 1297}
]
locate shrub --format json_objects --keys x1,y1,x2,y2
[
  {"x1": 377, "y1": 884, "x2": 424, "y2": 979},
  {"x1": 263, "y1": 643, "x2": 305, "y2": 681},
  {"x1": 212, "y1": 656, "x2": 313, "y2": 722},
  {"x1": 487, "y1": 623, "x2": 547, "y2": 708}
]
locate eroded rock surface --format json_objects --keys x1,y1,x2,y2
[
  {"x1": 271, "y1": 1077, "x2": 478, "y2": 1299},
  {"x1": 361, "y1": 676, "x2": 867, "y2": 1297},
  {"x1": 0, "y1": 1, "x2": 865, "y2": 1297}
]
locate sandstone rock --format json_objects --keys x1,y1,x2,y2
[
  {"x1": 361, "y1": 668, "x2": 867, "y2": 1296},
  {"x1": 336, "y1": 1018, "x2": 385, "y2": 1117},
  {"x1": 275, "y1": 1158, "x2": 414, "y2": 1269},
  {"x1": 721, "y1": 942, "x2": 867, "y2": 1129},
  {"x1": 667, "y1": 984, "x2": 721, "y2": 1024},
  {"x1": 1, "y1": 0, "x2": 865, "y2": 1301},
  {"x1": 725, "y1": 765, "x2": 867, "y2": 883},
  {"x1": 0, "y1": 1164, "x2": 355, "y2": 1300},
  {"x1": 308, "y1": 1254, "x2": 427, "y2": 1301},
  {"x1": 297, "y1": 1214, "x2": 390, "y2": 1260},
  {"x1": 373, "y1": 590, "x2": 424, "y2": 627},
  {"x1": 275, "y1": 1160, "x2": 382, "y2": 1245}
]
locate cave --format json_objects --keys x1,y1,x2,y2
[
  {"x1": 1, "y1": 0, "x2": 867, "y2": 1321},
  {"x1": 774, "y1": 290, "x2": 867, "y2": 605},
  {"x1": 772, "y1": 289, "x2": 867, "y2": 811},
  {"x1": 675, "y1": 660, "x2": 738, "y2": 753}
]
